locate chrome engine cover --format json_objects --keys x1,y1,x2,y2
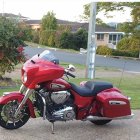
[
  {"x1": 51, "y1": 91, "x2": 70, "y2": 104},
  {"x1": 52, "y1": 107, "x2": 75, "y2": 121}
]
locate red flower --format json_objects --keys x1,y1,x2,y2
[{"x1": 17, "y1": 46, "x2": 24, "y2": 53}]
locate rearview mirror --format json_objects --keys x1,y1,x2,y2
[{"x1": 68, "y1": 64, "x2": 76, "y2": 72}]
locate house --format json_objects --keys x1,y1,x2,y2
[{"x1": 25, "y1": 19, "x2": 124, "y2": 49}]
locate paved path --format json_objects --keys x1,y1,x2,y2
[{"x1": 0, "y1": 110, "x2": 140, "y2": 140}]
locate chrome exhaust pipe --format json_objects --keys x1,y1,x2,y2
[{"x1": 86, "y1": 113, "x2": 134, "y2": 121}]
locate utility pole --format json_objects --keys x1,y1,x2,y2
[
  {"x1": 86, "y1": 2, "x2": 97, "y2": 79},
  {"x1": 2, "y1": 0, "x2": 5, "y2": 16}
]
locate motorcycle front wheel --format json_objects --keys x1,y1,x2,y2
[{"x1": 0, "y1": 100, "x2": 30, "y2": 129}]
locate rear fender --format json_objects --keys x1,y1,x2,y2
[{"x1": 0, "y1": 91, "x2": 36, "y2": 118}]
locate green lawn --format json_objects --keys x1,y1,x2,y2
[{"x1": 0, "y1": 87, "x2": 20, "y2": 95}]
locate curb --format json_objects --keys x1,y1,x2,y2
[{"x1": 104, "y1": 55, "x2": 140, "y2": 61}]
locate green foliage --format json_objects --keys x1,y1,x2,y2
[
  {"x1": 39, "y1": 11, "x2": 57, "y2": 46},
  {"x1": 59, "y1": 32, "x2": 74, "y2": 49},
  {"x1": 96, "y1": 45, "x2": 139, "y2": 58},
  {"x1": 117, "y1": 37, "x2": 140, "y2": 51},
  {"x1": 41, "y1": 11, "x2": 57, "y2": 31},
  {"x1": 39, "y1": 30, "x2": 50, "y2": 46},
  {"x1": 74, "y1": 28, "x2": 88, "y2": 50},
  {"x1": 96, "y1": 45, "x2": 112, "y2": 55},
  {"x1": 39, "y1": 30, "x2": 56, "y2": 46},
  {"x1": 0, "y1": 17, "x2": 25, "y2": 77},
  {"x1": 83, "y1": 2, "x2": 140, "y2": 19},
  {"x1": 112, "y1": 49, "x2": 139, "y2": 58},
  {"x1": 48, "y1": 32, "x2": 55, "y2": 47},
  {"x1": 18, "y1": 21, "x2": 33, "y2": 41},
  {"x1": 58, "y1": 29, "x2": 88, "y2": 50},
  {"x1": 32, "y1": 30, "x2": 39, "y2": 43}
]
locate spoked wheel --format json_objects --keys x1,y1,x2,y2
[
  {"x1": 90, "y1": 120, "x2": 112, "y2": 125},
  {"x1": 0, "y1": 100, "x2": 30, "y2": 129}
]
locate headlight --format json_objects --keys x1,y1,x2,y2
[{"x1": 23, "y1": 72, "x2": 27, "y2": 83}]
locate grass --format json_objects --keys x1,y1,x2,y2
[
  {"x1": 25, "y1": 41, "x2": 78, "y2": 53},
  {"x1": 0, "y1": 86, "x2": 20, "y2": 94}
]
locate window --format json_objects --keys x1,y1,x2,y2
[
  {"x1": 117, "y1": 34, "x2": 123, "y2": 41},
  {"x1": 109, "y1": 34, "x2": 123, "y2": 45},
  {"x1": 109, "y1": 34, "x2": 117, "y2": 45},
  {"x1": 97, "y1": 34, "x2": 104, "y2": 40}
]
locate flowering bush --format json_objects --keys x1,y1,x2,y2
[{"x1": 0, "y1": 17, "x2": 25, "y2": 78}]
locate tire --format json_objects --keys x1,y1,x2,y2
[
  {"x1": 90, "y1": 120, "x2": 112, "y2": 125},
  {"x1": 0, "y1": 100, "x2": 30, "y2": 129}
]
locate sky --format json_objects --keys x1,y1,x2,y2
[{"x1": 0, "y1": 0, "x2": 136, "y2": 23}]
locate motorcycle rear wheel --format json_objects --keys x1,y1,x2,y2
[
  {"x1": 90, "y1": 120, "x2": 112, "y2": 125},
  {"x1": 0, "y1": 100, "x2": 30, "y2": 129}
]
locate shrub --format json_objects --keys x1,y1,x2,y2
[
  {"x1": 96, "y1": 45, "x2": 112, "y2": 55},
  {"x1": 117, "y1": 37, "x2": 140, "y2": 51},
  {"x1": 0, "y1": 17, "x2": 25, "y2": 77},
  {"x1": 96, "y1": 45, "x2": 139, "y2": 58},
  {"x1": 58, "y1": 29, "x2": 88, "y2": 50},
  {"x1": 32, "y1": 30, "x2": 39, "y2": 43},
  {"x1": 112, "y1": 50, "x2": 139, "y2": 58}
]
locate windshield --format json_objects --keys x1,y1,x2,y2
[{"x1": 39, "y1": 50, "x2": 59, "y2": 64}]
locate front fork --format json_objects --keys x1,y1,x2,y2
[{"x1": 14, "y1": 85, "x2": 34, "y2": 118}]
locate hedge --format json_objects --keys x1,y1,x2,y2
[{"x1": 96, "y1": 45, "x2": 139, "y2": 58}]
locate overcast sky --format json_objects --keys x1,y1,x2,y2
[{"x1": 0, "y1": 0, "x2": 135, "y2": 23}]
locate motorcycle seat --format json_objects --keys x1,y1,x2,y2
[{"x1": 70, "y1": 81, "x2": 113, "y2": 97}]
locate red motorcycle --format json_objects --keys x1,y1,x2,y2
[{"x1": 0, "y1": 50, "x2": 133, "y2": 133}]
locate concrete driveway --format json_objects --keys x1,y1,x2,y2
[{"x1": 0, "y1": 110, "x2": 140, "y2": 140}]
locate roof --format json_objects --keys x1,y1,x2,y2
[
  {"x1": 67, "y1": 22, "x2": 119, "y2": 33},
  {"x1": 26, "y1": 19, "x2": 121, "y2": 33},
  {"x1": 0, "y1": 13, "x2": 28, "y2": 19},
  {"x1": 26, "y1": 20, "x2": 41, "y2": 24},
  {"x1": 25, "y1": 19, "x2": 79, "y2": 25}
]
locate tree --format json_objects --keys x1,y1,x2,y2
[
  {"x1": 41, "y1": 11, "x2": 57, "y2": 31},
  {"x1": 0, "y1": 17, "x2": 25, "y2": 78},
  {"x1": 83, "y1": 2, "x2": 140, "y2": 27},
  {"x1": 39, "y1": 11, "x2": 57, "y2": 46},
  {"x1": 83, "y1": 2, "x2": 140, "y2": 20},
  {"x1": 58, "y1": 29, "x2": 88, "y2": 50},
  {"x1": 18, "y1": 21, "x2": 33, "y2": 41}
]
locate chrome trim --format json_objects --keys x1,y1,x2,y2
[
  {"x1": 109, "y1": 100, "x2": 126, "y2": 105},
  {"x1": 19, "y1": 84, "x2": 27, "y2": 94},
  {"x1": 14, "y1": 88, "x2": 34, "y2": 117},
  {"x1": 86, "y1": 113, "x2": 134, "y2": 121},
  {"x1": 41, "y1": 96, "x2": 46, "y2": 120}
]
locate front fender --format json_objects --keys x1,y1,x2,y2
[{"x1": 0, "y1": 91, "x2": 36, "y2": 118}]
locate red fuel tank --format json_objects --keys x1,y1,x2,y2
[{"x1": 44, "y1": 78, "x2": 71, "y2": 91}]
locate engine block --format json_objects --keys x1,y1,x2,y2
[
  {"x1": 52, "y1": 106, "x2": 75, "y2": 121},
  {"x1": 51, "y1": 91, "x2": 70, "y2": 104}
]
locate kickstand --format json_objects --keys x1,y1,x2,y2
[{"x1": 51, "y1": 122, "x2": 55, "y2": 134}]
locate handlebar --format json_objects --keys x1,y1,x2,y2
[
  {"x1": 65, "y1": 70, "x2": 76, "y2": 78},
  {"x1": 67, "y1": 72, "x2": 76, "y2": 78}
]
